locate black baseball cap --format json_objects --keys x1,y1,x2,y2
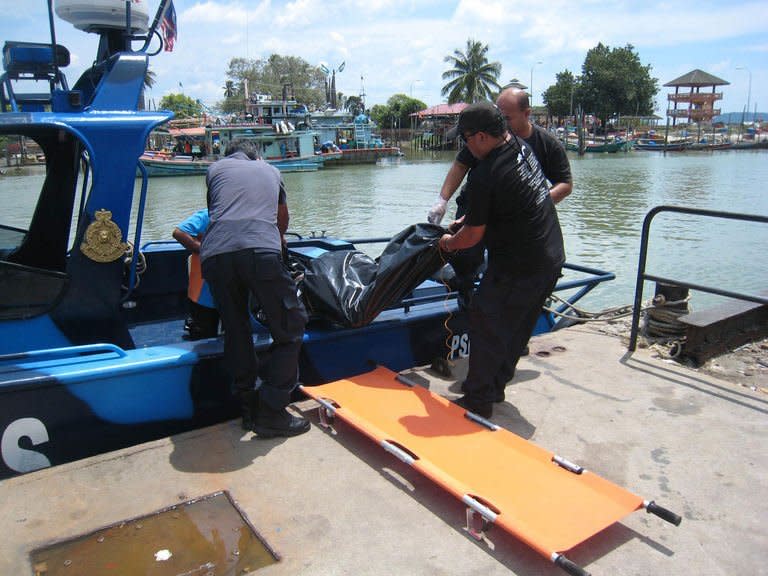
[{"x1": 456, "y1": 101, "x2": 505, "y2": 136}]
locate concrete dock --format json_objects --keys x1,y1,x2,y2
[{"x1": 1, "y1": 326, "x2": 765, "y2": 575}]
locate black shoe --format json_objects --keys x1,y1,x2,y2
[
  {"x1": 454, "y1": 395, "x2": 492, "y2": 419},
  {"x1": 252, "y1": 407, "x2": 310, "y2": 438}
]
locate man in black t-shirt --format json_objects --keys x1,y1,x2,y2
[
  {"x1": 438, "y1": 102, "x2": 565, "y2": 419},
  {"x1": 428, "y1": 89, "x2": 571, "y2": 309},
  {"x1": 428, "y1": 87, "x2": 571, "y2": 225}
]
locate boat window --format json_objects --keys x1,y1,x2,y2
[
  {"x1": 0, "y1": 128, "x2": 87, "y2": 316},
  {"x1": 0, "y1": 134, "x2": 47, "y2": 256},
  {"x1": 0, "y1": 260, "x2": 68, "y2": 320},
  {"x1": 0, "y1": 225, "x2": 27, "y2": 260}
]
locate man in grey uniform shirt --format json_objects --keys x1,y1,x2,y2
[{"x1": 201, "y1": 139, "x2": 309, "y2": 438}]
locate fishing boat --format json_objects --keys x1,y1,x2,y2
[
  {"x1": 565, "y1": 138, "x2": 631, "y2": 153},
  {"x1": 0, "y1": 0, "x2": 613, "y2": 480},
  {"x1": 140, "y1": 122, "x2": 341, "y2": 175},
  {"x1": 310, "y1": 109, "x2": 403, "y2": 165},
  {"x1": 633, "y1": 138, "x2": 691, "y2": 151}
]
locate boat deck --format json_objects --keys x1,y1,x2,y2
[{"x1": 1, "y1": 326, "x2": 764, "y2": 575}]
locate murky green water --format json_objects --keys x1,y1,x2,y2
[
  {"x1": 30, "y1": 491, "x2": 277, "y2": 575},
  {"x1": 3, "y1": 148, "x2": 767, "y2": 311}
]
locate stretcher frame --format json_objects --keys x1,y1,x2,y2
[{"x1": 301, "y1": 366, "x2": 681, "y2": 576}]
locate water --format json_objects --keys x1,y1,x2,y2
[
  {"x1": 30, "y1": 491, "x2": 277, "y2": 575},
  {"x1": 3, "y1": 149, "x2": 767, "y2": 312}
]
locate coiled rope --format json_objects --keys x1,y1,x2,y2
[{"x1": 542, "y1": 292, "x2": 691, "y2": 339}]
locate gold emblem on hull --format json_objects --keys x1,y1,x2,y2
[{"x1": 81, "y1": 209, "x2": 128, "y2": 263}]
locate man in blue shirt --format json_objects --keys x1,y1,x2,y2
[{"x1": 173, "y1": 209, "x2": 219, "y2": 340}]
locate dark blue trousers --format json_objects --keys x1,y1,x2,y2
[
  {"x1": 202, "y1": 249, "x2": 307, "y2": 411},
  {"x1": 463, "y1": 264, "x2": 560, "y2": 405}
]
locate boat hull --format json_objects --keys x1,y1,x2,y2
[
  {"x1": 139, "y1": 154, "x2": 324, "y2": 176},
  {"x1": 633, "y1": 139, "x2": 690, "y2": 151},
  {"x1": 565, "y1": 140, "x2": 630, "y2": 153},
  {"x1": 324, "y1": 147, "x2": 403, "y2": 165},
  {"x1": 0, "y1": 276, "x2": 469, "y2": 479}
]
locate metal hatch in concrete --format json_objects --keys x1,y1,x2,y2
[{"x1": 30, "y1": 491, "x2": 278, "y2": 575}]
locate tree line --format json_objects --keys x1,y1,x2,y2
[{"x1": 157, "y1": 39, "x2": 658, "y2": 131}]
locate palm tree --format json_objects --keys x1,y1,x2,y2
[
  {"x1": 441, "y1": 39, "x2": 501, "y2": 104},
  {"x1": 139, "y1": 68, "x2": 157, "y2": 110},
  {"x1": 223, "y1": 81, "x2": 236, "y2": 98}
]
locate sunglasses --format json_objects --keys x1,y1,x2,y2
[{"x1": 459, "y1": 131, "x2": 480, "y2": 144}]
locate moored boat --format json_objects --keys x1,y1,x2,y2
[
  {"x1": 565, "y1": 138, "x2": 631, "y2": 153},
  {"x1": 0, "y1": 1, "x2": 613, "y2": 480},
  {"x1": 310, "y1": 109, "x2": 403, "y2": 165},
  {"x1": 633, "y1": 138, "x2": 691, "y2": 151},
  {"x1": 140, "y1": 122, "x2": 341, "y2": 175}
]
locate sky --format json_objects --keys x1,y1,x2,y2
[{"x1": 2, "y1": 0, "x2": 766, "y2": 117}]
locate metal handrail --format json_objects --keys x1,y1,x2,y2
[{"x1": 628, "y1": 205, "x2": 768, "y2": 351}]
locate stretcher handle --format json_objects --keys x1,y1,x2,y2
[
  {"x1": 380, "y1": 440, "x2": 417, "y2": 466},
  {"x1": 552, "y1": 454, "x2": 584, "y2": 474},
  {"x1": 552, "y1": 553, "x2": 591, "y2": 576},
  {"x1": 645, "y1": 500, "x2": 682, "y2": 526},
  {"x1": 462, "y1": 495, "x2": 498, "y2": 523},
  {"x1": 464, "y1": 412, "x2": 499, "y2": 431},
  {"x1": 316, "y1": 397, "x2": 338, "y2": 415}
]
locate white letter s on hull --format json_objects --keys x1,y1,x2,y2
[{"x1": 2, "y1": 418, "x2": 51, "y2": 473}]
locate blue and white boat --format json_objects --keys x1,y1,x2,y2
[
  {"x1": 0, "y1": 0, "x2": 613, "y2": 480},
  {"x1": 140, "y1": 122, "x2": 340, "y2": 175}
]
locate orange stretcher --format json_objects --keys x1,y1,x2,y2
[{"x1": 301, "y1": 367, "x2": 681, "y2": 576}]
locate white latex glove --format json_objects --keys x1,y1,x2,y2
[{"x1": 427, "y1": 196, "x2": 448, "y2": 225}]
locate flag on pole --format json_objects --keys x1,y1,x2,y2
[{"x1": 160, "y1": 0, "x2": 177, "y2": 52}]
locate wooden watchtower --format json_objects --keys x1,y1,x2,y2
[{"x1": 664, "y1": 69, "x2": 729, "y2": 127}]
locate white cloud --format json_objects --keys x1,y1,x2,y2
[{"x1": 0, "y1": 0, "x2": 764, "y2": 114}]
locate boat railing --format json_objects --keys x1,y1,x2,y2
[
  {"x1": 138, "y1": 0, "x2": 176, "y2": 55},
  {"x1": 122, "y1": 161, "x2": 150, "y2": 301},
  {"x1": 0, "y1": 343, "x2": 127, "y2": 366},
  {"x1": 293, "y1": 236, "x2": 614, "y2": 316},
  {"x1": 628, "y1": 205, "x2": 768, "y2": 351},
  {"x1": 399, "y1": 262, "x2": 614, "y2": 314},
  {"x1": 133, "y1": 234, "x2": 614, "y2": 326}
]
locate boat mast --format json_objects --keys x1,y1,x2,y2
[{"x1": 46, "y1": 0, "x2": 60, "y2": 91}]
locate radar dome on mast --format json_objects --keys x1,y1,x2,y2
[{"x1": 55, "y1": 0, "x2": 150, "y2": 34}]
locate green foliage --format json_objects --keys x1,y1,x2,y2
[
  {"x1": 542, "y1": 70, "x2": 578, "y2": 117},
  {"x1": 369, "y1": 95, "x2": 427, "y2": 128},
  {"x1": 219, "y1": 54, "x2": 326, "y2": 114},
  {"x1": 139, "y1": 68, "x2": 156, "y2": 111},
  {"x1": 159, "y1": 93, "x2": 203, "y2": 118},
  {"x1": 345, "y1": 95, "x2": 364, "y2": 115},
  {"x1": 441, "y1": 39, "x2": 501, "y2": 104},
  {"x1": 578, "y1": 43, "x2": 658, "y2": 124},
  {"x1": 368, "y1": 104, "x2": 389, "y2": 127}
]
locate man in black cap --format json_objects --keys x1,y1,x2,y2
[
  {"x1": 438, "y1": 101, "x2": 565, "y2": 418},
  {"x1": 428, "y1": 89, "x2": 571, "y2": 310}
]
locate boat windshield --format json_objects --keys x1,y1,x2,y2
[{"x1": 0, "y1": 128, "x2": 87, "y2": 318}]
